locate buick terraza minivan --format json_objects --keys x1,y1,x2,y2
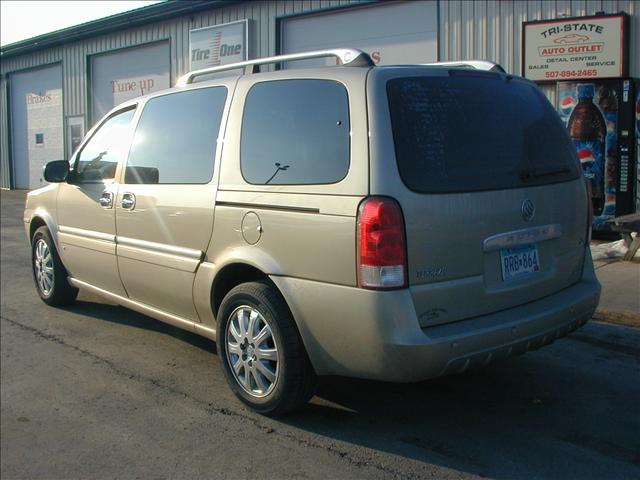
[{"x1": 25, "y1": 49, "x2": 601, "y2": 414}]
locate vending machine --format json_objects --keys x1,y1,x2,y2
[
  {"x1": 636, "y1": 82, "x2": 640, "y2": 212},
  {"x1": 557, "y1": 79, "x2": 638, "y2": 230}
]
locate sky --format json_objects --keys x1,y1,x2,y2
[{"x1": 1, "y1": 1, "x2": 162, "y2": 46}]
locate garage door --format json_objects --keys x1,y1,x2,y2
[
  {"x1": 280, "y1": 1, "x2": 438, "y2": 68},
  {"x1": 91, "y1": 42, "x2": 170, "y2": 124},
  {"x1": 10, "y1": 64, "x2": 63, "y2": 189}
]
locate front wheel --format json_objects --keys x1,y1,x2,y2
[
  {"x1": 31, "y1": 226, "x2": 78, "y2": 306},
  {"x1": 217, "y1": 281, "x2": 316, "y2": 415}
]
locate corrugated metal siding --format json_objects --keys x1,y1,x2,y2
[
  {"x1": 439, "y1": 0, "x2": 639, "y2": 105},
  {"x1": 0, "y1": 0, "x2": 366, "y2": 187},
  {"x1": 0, "y1": 74, "x2": 10, "y2": 189},
  {"x1": 439, "y1": 0, "x2": 639, "y2": 76},
  {"x1": 0, "y1": 0, "x2": 638, "y2": 188}
]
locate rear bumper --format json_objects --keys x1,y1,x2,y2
[{"x1": 271, "y1": 250, "x2": 600, "y2": 382}]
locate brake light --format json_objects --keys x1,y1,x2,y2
[
  {"x1": 357, "y1": 196, "x2": 407, "y2": 289},
  {"x1": 585, "y1": 180, "x2": 593, "y2": 244}
]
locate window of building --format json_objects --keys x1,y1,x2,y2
[
  {"x1": 74, "y1": 108, "x2": 135, "y2": 182},
  {"x1": 124, "y1": 87, "x2": 227, "y2": 184},
  {"x1": 240, "y1": 79, "x2": 350, "y2": 185}
]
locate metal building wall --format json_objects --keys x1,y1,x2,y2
[
  {"x1": 0, "y1": 0, "x2": 365, "y2": 117},
  {"x1": 0, "y1": 0, "x2": 365, "y2": 188},
  {"x1": 439, "y1": 0, "x2": 640, "y2": 103},
  {"x1": 0, "y1": 74, "x2": 10, "y2": 188}
]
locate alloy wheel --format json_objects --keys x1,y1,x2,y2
[
  {"x1": 34, "y1": 238, "x2": 54, "y2": 297},
  {"x1": 225, "y1": 306, "x2": 279, "y2": 398}
]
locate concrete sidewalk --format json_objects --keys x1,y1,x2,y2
[{"x1": 593, "y1": 256, "x2": 640, "y2": 326}]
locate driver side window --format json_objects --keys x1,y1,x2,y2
[{"x1": 74, "y1": 107, "x2": 135, "y2": 182}]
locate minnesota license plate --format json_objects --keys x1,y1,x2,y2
[{"x1": 500, "y1": 244, "x2": 540, "y2": 281}]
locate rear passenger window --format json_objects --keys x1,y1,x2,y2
[
  {"x1": 125, "y1": 87, "x2": 227, "y2": 184},
  {"x1": 241, "y1": 80, "x2": 350, "y2": 185}
]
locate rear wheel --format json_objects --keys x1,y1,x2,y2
[
  {"x1": 217, "y1": 281, "x2": 316, "y2": 415},
  {"x1": 31, "y1": 226, "x2": 78, "y2": 306}
]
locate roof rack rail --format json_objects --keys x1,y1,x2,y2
[
  {"x1": 176, "y1": 48, "x2": 374, "y2": 86},
  {"x1": 421, "y1": 60, "x2": 506, "y2": 73}
]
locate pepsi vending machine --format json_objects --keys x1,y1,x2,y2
[{"x1": 557, "y1": 79, "x2": 638, "y2": 230}]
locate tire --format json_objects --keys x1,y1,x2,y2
[
  {"x1": 31, "y1": 226, "x2": 78, "y2": 306},
  {"x1": 217, "y1": 280, "x2": 316, "y2": 415}
]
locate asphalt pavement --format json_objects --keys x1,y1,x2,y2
[{"x1": 2, "y1": 189, "x2": 639, "y2": 480}]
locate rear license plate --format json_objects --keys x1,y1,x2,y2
[{"x1": 500, "y1": 244, "x2": 540, "y2": 281}]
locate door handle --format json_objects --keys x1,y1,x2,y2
[
  {"x1": 99, "y1": 191, "x2": 114, "y2": 209},
  {"x1": 121, "y1": 193, "x2": 136, "y2": 210}
]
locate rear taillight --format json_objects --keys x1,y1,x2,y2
[
  {"x1": 585, "y1": 180, "x2": 593, "y2": 244},
  {"x1": 357, "y1": 196, "x2": 407, "y2": 289}
]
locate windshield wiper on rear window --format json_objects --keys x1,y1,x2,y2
[{"x1": 519, "y1": 167, "x2": 571, "y2": 181}]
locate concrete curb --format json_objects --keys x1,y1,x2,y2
[{"x1": 592, "y1": 309, "x2": 640, "y2": 328}]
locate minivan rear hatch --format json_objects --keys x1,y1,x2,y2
[{"x1": 368, "y1": 67, "x2": 588, "y2": 328}]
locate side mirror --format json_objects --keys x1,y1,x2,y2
[{"x1": 43, "y1": 160, "x2": 70, "y2": 183}]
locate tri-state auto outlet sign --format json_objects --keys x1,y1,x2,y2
[{"x1": 523, "y1": 14, "x2": 628, "y2": 82}]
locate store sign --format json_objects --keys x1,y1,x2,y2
[
  {"x1": 111, "y1": 78, "x2": 157, "y2": 97},
  {"x1": 190, "y1": 20, "x2": 248, "y2": 70},
  {"x1": 109, "y1": 76, "x2": 163, "y2": 109},
  {"x1": 91, "y1": 42, "x2": 170, "y2": 124},
  {"x1": 523, "y1": 14, "x2": 628, "y2": 82}
]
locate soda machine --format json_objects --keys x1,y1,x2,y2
[{"x1": 557, "y1": 79, "x2": 638, "y2": 231}]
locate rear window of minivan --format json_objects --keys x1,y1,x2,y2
[{"x1": 386, "y1": 73, "x2": 581, "y2": 193}]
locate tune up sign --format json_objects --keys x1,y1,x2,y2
[
  {"x1": 522, "y1": 14, "x2": 629, "y2": 82},
  {"x1": 189, "y1": 20, "x2": 248, "y2": 70}
]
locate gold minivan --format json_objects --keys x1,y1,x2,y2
[{"x1": 24, "y1": 49, "x2": 601, "y2": 414}]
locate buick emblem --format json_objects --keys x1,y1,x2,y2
[{"x1": 521, "y1": 199, "x2": 535, "y2": 222}]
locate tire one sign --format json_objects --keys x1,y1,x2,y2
[
  {"x1": 522, "y1": 14, "x2": 629, "y2": 82},
  {"x1": 190, "y1": 20, "x2": 248, "y2": 70}
]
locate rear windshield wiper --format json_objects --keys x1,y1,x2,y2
[{"x1": 520, "y1": 167, "x2": 571, "y2": 181}]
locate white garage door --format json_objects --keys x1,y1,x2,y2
[
  {"x1": 280, "y1": 1, "x2": 438, "y2": 67},
  {"x1": 91, "y1": 42, "x2": 170, "y2": 124},
  {"x1": 10, "y1": 64, "x2": 63, "y2": 189}
]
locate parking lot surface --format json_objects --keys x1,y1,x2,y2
[{"x1": 2, "y1": 189, "x2": 639, "y2": 479}]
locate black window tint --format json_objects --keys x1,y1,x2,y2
[
  {"x1": 125, "y1": 87, "x2": 227, "y2": 184},
  {"x1": 75, "y1": 108, "x2": 135, "y2": 182},
  {"x1": 241, "y1": 80, "x2": 350, "y2": 185},
  {"x1": 387, "y1": 74, "x2": 580, "y2": 193}
]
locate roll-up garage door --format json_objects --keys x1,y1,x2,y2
[
  {"x1": 91, "y1": 41, "x2": 170, "y2": 125},
  {"x1": 10, "y1": 64, "x2": 63, "y2": 189},
  {"x1": 280, "y1": 1, "x2": 438, "y2": 68}
]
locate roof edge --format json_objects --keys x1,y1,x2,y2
[{"x1": 1, "y1": 0, "x2": 237, "y2": 58}]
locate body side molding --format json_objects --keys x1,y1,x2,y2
[{"x1": 68, "y1": 277, "x2": 217, "y2": 340}]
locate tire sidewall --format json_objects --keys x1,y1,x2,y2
[{"x1": 217, "y1": 286, "x2": 289, "y2": 413}]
